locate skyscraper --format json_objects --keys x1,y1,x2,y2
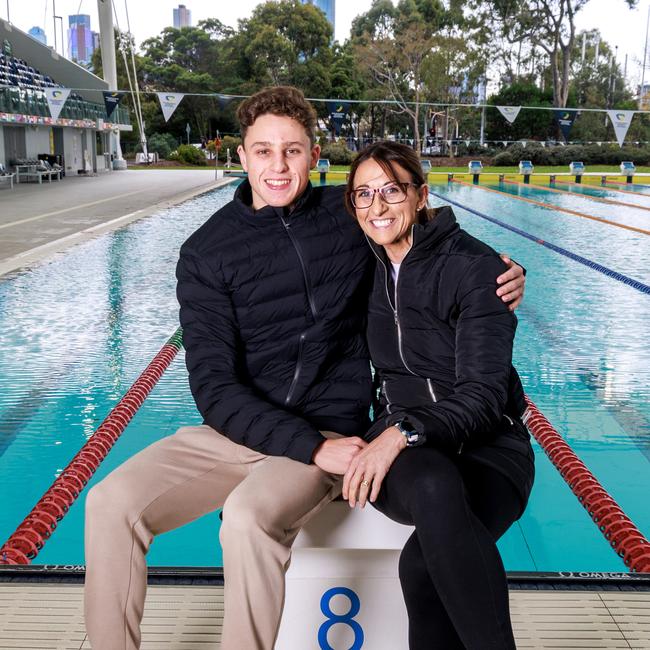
[
  {"x1": 68, "y1": 14, "x2": 95, "y2": 65},
  {"x1": 173, "y1": 4, "x2": 192, "y2": 28},
  {"x1": 301, "y1": 0, "x2": 335, "y2": 32},
  {"x1": 28, "y1": 26, "x2": 47, "y2": 45}
]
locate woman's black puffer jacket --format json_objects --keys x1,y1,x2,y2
[{"x1": 366, "y1": 206, "x2": 534, "y2": 503}]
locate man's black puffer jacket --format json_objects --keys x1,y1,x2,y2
[
  {"x1": 176, "y1": 180, "x2": 374, "y2": 464},
  {"x1": 366, "y1": 206, "x2": 534, "y2": 503}
]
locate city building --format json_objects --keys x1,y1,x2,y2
[
  {"x1": 301, "y1": 0, "x2": 335, "y2": 32},
  {"x1": 0, "y1": 17, "x2": 132, "y2": 175},
  {"x1": 173, "y1": 4, "x2": 192, "y2": 28},
  {"x1": 28, "y1": 26, "x2": 47, "y2": 46},
  {"x1": 67, "y1": 14, "x2": 97, "y2": 66}
]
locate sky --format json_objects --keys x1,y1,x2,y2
[{"x1": 3, "y1": 0, "x2": 650, "y2": 87}]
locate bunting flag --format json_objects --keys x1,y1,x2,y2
[
  {"x1": 326, "y1": 101, "x2": 350, "y2": 136},
  {"x1": 157, "y1": 92, "x2": 185, "y2": 122},
  {"x1": 502, "y1": 141, "x2": 508, "y2": 147},
  {"x1": 45, "y1": 87, "x2": 71, "y2": 120},
  {"x1": 521, "y1": 141, "x2": 527, "y2": 148},
  {"x1": 465, "y1": 139, "x2": 470, "y2": 147},
  {"x1": 540, "y1": 142, "x2": 546, "y2": 147},
  {"x1": 554, "y1": 109, "x2": 579, "y2": 142},
  {"x1": 496, "y1": 105, "x2": 522, "y2": 124},
  {"x1": 103, "y1": 91, "x2": 126, "y2": 119},
  {"x1": 606, "y1": 110, "x2": 635, "y2": 147}
]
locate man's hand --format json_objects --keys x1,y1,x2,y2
[
  {"x1": 342, "y1": 427, "x2": 406, "y2": 508},
  {"x1": 497, "y1": 255, "x2": 525, "y2": 311},
  {"x1": 312, "y1": 437, "x2": 367, "y2": 475}
]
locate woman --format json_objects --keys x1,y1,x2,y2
[{"x1": 342, "y1": 141, "x2": 535, "y2": 650}]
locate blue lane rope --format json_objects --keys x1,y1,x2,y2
[{"x1": 429, "y1": 190, "x2": 650, "y2": 296}]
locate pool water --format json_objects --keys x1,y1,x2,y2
[{"x1": 0, "y1": 180, "x2": 648, "y2": 572}]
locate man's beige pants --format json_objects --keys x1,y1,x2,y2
[{"x1": 84, "y1": 425, "x2": 342, "y2": 650}]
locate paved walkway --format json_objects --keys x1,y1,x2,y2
[{"x1": 0, "y1": 169, "x2": 234, "y2": 276}]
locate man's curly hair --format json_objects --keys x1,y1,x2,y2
[{"x1": 237, "y1": 86, "x2": 317, "y2": 145}]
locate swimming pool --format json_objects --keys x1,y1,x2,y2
[{"x1": 0, "y1": 179, "x2": 648, "y2": 572}]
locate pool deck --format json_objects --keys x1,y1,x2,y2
[
  {"x1": 1, "y1": 582, "x2": 649, "y2": 649},
  {"x1": 0, "y1": 169, "x2": 235, "y2": 277}
]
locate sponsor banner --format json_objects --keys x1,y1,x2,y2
[
  {"x1": 496, "y1": 105, "x2": 521, "y2": 124},
  {"x1": 326, "y1": 101, "x2": 350, "y2": 136},
  {"x1": 103, "y1": 91, "x2": 126, "y2": 118},
  {"x1": 45, "y1": 87, "x2": 71, "y2": 120},
  {"x1": 554, "y1": 109, "x2": 579, "y2": 142},
  {"x1": 157, "y1": 92, "x2": 185, "y2": 122},
  {"x1": 607, "y1": 110, "x2": 635, "y2": 147}
]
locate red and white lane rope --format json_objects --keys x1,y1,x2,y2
[
  {"x1": 0, "y1": 329, "x2": 184, "y2": 565},
  {"x1": 525, "y1": 396, "x2": 650, "y2": 573}
]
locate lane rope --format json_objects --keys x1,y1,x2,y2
[
  {"x1": 0, "y1": 329, "x2": 184, "y2": 565},
  {"x1": 502, "y1": 179, "x2": 650, "y2": 213},
  {"x1": 524, "y1": 397, "x2": 650, "y2": 573},
  {"x1": 451, "y1": 179, "x2": 650, "y2": 236},
  {"x1": 428, "y1": 190, "x2": 650, "y2": 295}
]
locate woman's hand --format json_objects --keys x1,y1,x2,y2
[
  {"x1": 497, "y1": 255, "x2": 525, "y2": 311},
  {"x1": 342, "y1": 426, "x2": 406, "y2": 508}
]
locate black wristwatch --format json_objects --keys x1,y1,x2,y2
[{"x1": 395, "y1": 419, "x2": 426, "y2": 447}]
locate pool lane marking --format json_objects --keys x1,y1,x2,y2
[
  {"x1": 557, "y1": 178, "x2": 650, "y2": 199},
  {"x1": 450, "y1": 180, "x2": 650, "y2": 236},
  {"x1": 502, "y1": 178, "x2": 650, "y2": 212},
  {"x1": 604, "y1": 179, "x2": 650, "y2": 191},
  {"x1": 429, "y1": 190, "x2": 650, "y2": 295},
  {"x1": 0, "y1": 189, "x2": 148, "y2": 231}
]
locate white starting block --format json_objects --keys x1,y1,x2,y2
[{"x1": 276, "y1": 500, "x2": 414, "y2": 650}]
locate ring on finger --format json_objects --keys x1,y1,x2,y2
[{"x1": 360, "y1": 479, "x2": 369, "y2": 488}]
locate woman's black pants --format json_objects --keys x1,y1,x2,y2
[{"x1": 373, "y1": 447, "x2": 524, "y2": 650}]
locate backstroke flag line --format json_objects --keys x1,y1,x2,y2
[
  {"x1": 103, "y1": 91, "x2": 127, "y2": 119},
  {"x1": 554, "y1": 109, "x2": 579, "y2": 142},
  {"x1": 607, "y1": 110, "x2": 635, "y2": 147},
  {"x1": 45, "y1": 88, "x2": 71, "y2": 121},
  {"x1": 496, "y1": 106, "x2": 521, "y2": 124},
  {"x1": 157, "y1": 93, "x2": 185, "y2": 122}
]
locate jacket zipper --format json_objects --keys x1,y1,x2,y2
[
  {"x1": 366, "y1": 231, "x2": 416, "y2": 376},
  {"x1": 281, "y1": 216, "x2": 317, "y2": 406},
  {"x1": 285, "y1": 332, "x2": 305, "y2": 406},
  {"x1": 426, "y1": 378, "x2": 437, "y2": 404},
  {"x1": 382, "y1": 379, "x2": 393, "y2": 414}
]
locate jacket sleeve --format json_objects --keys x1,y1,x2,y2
[
  {"x1": 386, "y1": 254, "x2": 517, "y2": 453},
  {"x1": 177, "y1": 249, "x2": 325, "y2": 464}
]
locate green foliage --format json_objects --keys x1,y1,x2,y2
[
  {"x1": 320, "y1": 142, "x2": 356, "y2": 165},
  {"x1": 492, "y1": 143, "x2": 650, "y2": 167},
  {"x1": 176, "y1": 144, "x2": 208, "y2": 166},
  {"x1": 147, "y1": 132, "x2": 178, "y2": 159},
  {"x1": 219, "y1": 136, "x2": 242, "y2": 163}
]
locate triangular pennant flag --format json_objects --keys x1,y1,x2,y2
[
  {"x1": 103, "y1": 91, "x2": 126, "y2": 119},
  {"x1": 540, "y1": 142, "x2": 546, "y2": 147},
  {"x1": 157, "y1": 92, "x2": 185, "y2": 122},
  {"x1": 606, "y1": 110, "x2": 635, "y2": 147},
  {"x1": 496, "y1": 105, "x2": 521, "y2": 124},
  {"x1": 553, "y1": 109, "x2": 578, "y2": 142},
  {"x1": 217, "y1": 94, "x2": 233, "y2": 110},
  {"x1": 326, "y1": 101, "x2": 351, "y2": 136},
  {"x1": 45, "y1": 87, "x2": 71, "y2": 120},
  {"x1": 502, "y1": 141, "x2": 508, "y2": 147},
  {"x1": 465, "y1": 139, "x2": 470, "y2": 147},
  {"x1": 522, "y1": 141, "x2": 527, "y2": 148}
]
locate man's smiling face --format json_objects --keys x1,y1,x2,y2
[{"x1": 237, "y1": 114, "x2": 321, "y2": 211}]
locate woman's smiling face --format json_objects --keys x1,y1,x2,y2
[{"x1": 351, "y1": 158, "x2": 428, "y2": 257}]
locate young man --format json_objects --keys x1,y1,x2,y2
[{"x1": 84, "y1": 86, "x2": 525, "y2": 650}]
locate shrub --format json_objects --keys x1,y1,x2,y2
[
  {"x1": 147, "y1": 132, "x2": 178, "y2": 159},
  {"x1": 218, "y1": 136, "x2": 242, "y2": 163},
  {"x1": 176, "y1": 144, "x2": 207, "y2": 166},
  {"x1": 320, "y1": 142, "x2": 355, "y2": 165}
]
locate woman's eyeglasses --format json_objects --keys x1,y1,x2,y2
[{"x1": 349, "y1": 181, "x2": 418, "y2": 209}]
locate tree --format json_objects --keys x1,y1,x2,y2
[{"x1": 473, "y1": 0, "x2": 638, "y2": 108}]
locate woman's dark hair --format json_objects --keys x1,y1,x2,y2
[{"x1": 345, "y1": 141, "x2": 429, "y2": 223}]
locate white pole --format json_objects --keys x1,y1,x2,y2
[
  {"x1": 641, "y1": 5, "x2": 650, "y2": 108},
  {"x1": 97, "y1": 0, "x2": 126, "y2": 169}
]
